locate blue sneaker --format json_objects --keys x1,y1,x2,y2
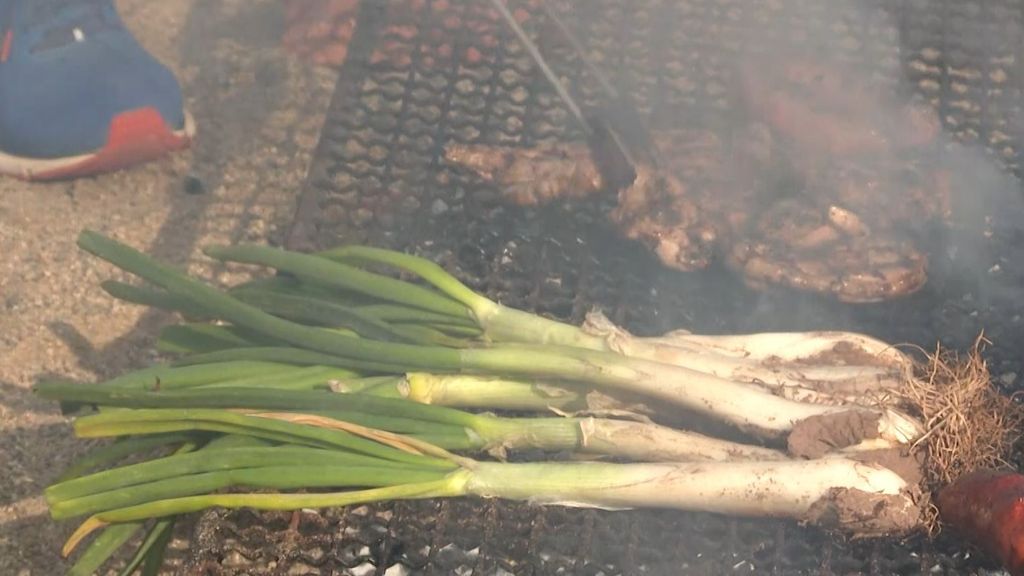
[{"x1": 0, "y1": 0, "x2": 194, "y2": 181}]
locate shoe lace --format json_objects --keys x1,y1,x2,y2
[{"x1": 25, "y1": 0, "x2": 120, "y2": 53}]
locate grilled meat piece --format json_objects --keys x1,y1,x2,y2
[
  {"x1": 446, "y1": 131, "x2": 738, "y2": 271},
  {"x1": 444, "y1": 142, "x2": 604, "y2": 205},
  {"x1": 444, "y1": 127, "x2": 947, "y2": 302},
  {"x1": 726, "y1": 152, "x2": 952, "y2": 303},
  {"x1": 608, "y1": 130, "x2": 745, "y2": 271},
  {"x1": 443, "y1": 54, "x2": 951, "y2": 303},
  {"x1": 609, "y1": 164, "x2": 715, "y2": 271},
  {"x1": 728, "y1": 200, "x2": 930, "y2": 303}
]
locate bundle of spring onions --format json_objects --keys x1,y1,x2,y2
[{"x1": 35, "y1": 230, "x2": 1021, "y2": 575}]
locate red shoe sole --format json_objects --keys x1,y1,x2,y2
[{"x1": 0, "y1": 106, "x2": 194, "y2": 181}]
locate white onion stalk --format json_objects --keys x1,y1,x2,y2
[
  {"x1": 463, "y1": 458, "x2": 920, "y2": 536},
  {"x1": 309, "y1": 246, "x2": 917, "y2": 391},
  {"x1": 360, "y1": 361, "x2": 888, "y2": 412},
  {"x1": 394, "y1": 372, "x2": 657, "y2": 415},
  {"x1": 645, "y1": 329, "x2": 913, "y2": 367},
  {"x1": 565, "y1": 417, "x2": 789, "y2": 462},
  {"x1": 61, "y1": 443, "x2": 924, "y2": 557},
  {"x1": 391, "y1": 373, "x2": 912, "y2": 446}
]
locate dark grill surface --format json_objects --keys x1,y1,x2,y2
[{"x1": 186, "y1": 0, "x2": 1024, "y2": 573}]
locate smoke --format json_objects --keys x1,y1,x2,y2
[
  {"x1": 937, "y1": 139, "x2": 1024, "y2": 308},
  {"x1": 711, "y1": 0, "x2": 1023, "y2": 309},
  {"x1": 502, "y1": 0, "x2": 1024, "y2": 343},
  {"x1": 541, "y1": 0, "x2": 1023, "y2": 345}
]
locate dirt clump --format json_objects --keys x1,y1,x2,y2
[{"x1": 787, "y1": 409, "x2": 881, "y2": 458}]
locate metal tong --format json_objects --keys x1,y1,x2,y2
[{"x1": 488, "y1": 0, "x2": 659, "y2": 192}]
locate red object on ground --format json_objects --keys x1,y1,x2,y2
[{"x1": 937, "y1": 469, "x2": 1024, "y2": 576}]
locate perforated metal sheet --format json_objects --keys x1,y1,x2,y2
[{"x1": 184, "y1": 0, "x2": 1024, "y2": 573}]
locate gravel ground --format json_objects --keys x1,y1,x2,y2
[{"x1": 0, "y1": 1, "x2": 337, "y2": 573}]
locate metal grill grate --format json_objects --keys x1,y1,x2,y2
[
  {"x1": 187, "y1": 499, "x2": 987, "y2": 575},
  {"x1": 186, "y1": 0, "x2": 1024, "y2": 573}
]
